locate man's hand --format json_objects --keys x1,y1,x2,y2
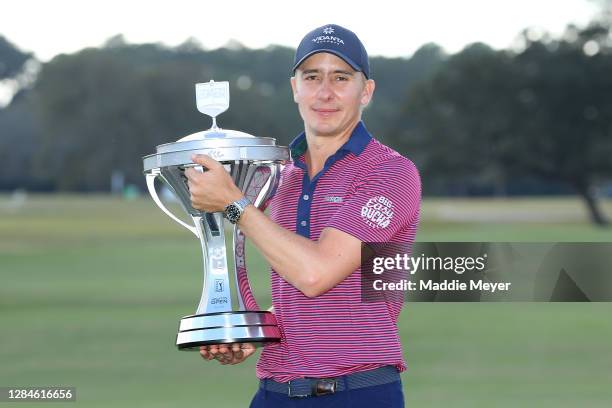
[
  {"x1": 184, "y1": 154, "x2": 243, "y2": 213},
  {"x1": 199, "y1": 343, "x2": 256, "y2": 365}
]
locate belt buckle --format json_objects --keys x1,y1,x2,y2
[
  {"x1": 287, "y1": 381, "x2": 310, "y2": 398},
  {"x1": 312, "y1": 378, "x2": 337, "y2": 397}
]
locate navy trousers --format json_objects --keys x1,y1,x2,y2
[{"x1": 249, "y1": 380, "x2": 405, "y2": 408}]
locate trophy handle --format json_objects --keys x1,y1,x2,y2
[{"x1": 146, "y1": 169, "x2": 199, "y2": 238}]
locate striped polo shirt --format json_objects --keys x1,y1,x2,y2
[{"x1": 256, "y1": 121, "x2": 421, "y2": 382}]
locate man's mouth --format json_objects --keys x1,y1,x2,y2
[{"x1": 313, "y1": 108, "x2": 340, "y2": 116}]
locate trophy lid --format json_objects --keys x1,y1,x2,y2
[
  {"x1": 142, "y1": 80, "x2": 289, "y2": 172},
  {"x1": 155, "y1": 129, "x2": 276, "y2": 154}
]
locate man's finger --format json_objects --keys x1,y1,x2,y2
[
  {"x1": 242, "y1": 343, "x2": 255, "y2": 351},
  {"x1": 184, "y1": 168, "x2": 197, "y2": 181},
  {"x1": 242, "y1": 343, "x2": 256, "y2": 357},
  {"x1": 191, "y1": 154, "x2": 221, "y2": 170},
  {"x1": 200, "y1": 346, "x2": 217, "y2": 361},
  {"x1": 218, "y1": 352, "x2": 231, "y2": 364}
]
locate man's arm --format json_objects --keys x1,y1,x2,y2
[
  {"x1": 185, "y1": 154, "x2": 362, "y2": 298},
  {"x1": 238, "y1": 205, "x2": 362, "y2": 297}
]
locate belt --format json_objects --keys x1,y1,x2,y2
[{"x1": 259, "y1": 366, "x2": 400, "y2": 398}]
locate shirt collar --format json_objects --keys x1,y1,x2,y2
[{"x1": 289, "y1": 121, "x2": 372, "y2": 159}]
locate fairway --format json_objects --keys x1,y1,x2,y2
[{"x1": 1, "y1": 195, "x2": 611, "y2": 407}]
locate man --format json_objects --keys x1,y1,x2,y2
[{"x1": 185, "y1": 24, "x2": 420, "y2": 407}]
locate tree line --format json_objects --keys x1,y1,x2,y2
[{"x1": 1, "y1": 16, "x2": 611, "y2": 225}]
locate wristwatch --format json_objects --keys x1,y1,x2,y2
[{"x1": 224, "y1": 197, "x2": 251, "y2": 224}]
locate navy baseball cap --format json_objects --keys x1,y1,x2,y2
[{"x1": 293, "y1": 24, "x2": 370, "y2": 79}]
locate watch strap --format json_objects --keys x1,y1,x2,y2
[{"x1": 234, "y1": 196, "x2": 251, "y2": 211}]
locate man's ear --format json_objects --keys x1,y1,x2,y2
[
  {"x1": 361, "y1": 78, "x2": 375, "y2": 107},
  {"x1": 290, "y1": 76, "x2": 298, "y2": 103}
]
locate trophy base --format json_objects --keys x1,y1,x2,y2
[{"x1": 176, "y1": 310, "x2": 281, "y2": 350}]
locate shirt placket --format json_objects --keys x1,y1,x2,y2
[
  {"x1": 294, "y1": 151, "x2": 349, "y2": 239},
  {"x1": 296, "y1": 171, "x2": 313, "y2": 238}
]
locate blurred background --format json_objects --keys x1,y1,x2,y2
[{"x1": 1, "y1": 1, "x2": 611, "y2": 407}]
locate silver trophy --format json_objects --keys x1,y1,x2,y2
[{"x1": 143, "y1": 80, "x2": 288, "y2": 350}]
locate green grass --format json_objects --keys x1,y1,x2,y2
[{"x1": 1, "y1": 194, "x2": 611, "y2": 407}]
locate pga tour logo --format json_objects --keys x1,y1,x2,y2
[{"x1": 361, "y1": 196, "x2": 394, "y2": 229}]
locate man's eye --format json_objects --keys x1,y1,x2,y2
[
  {"x1": 336, "y1": 76, "x2": 348, "y2": 81},
  {"x1": 305, "y1": 75, "x2": 318, "y2": 80}
]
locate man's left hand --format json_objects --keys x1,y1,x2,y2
[
  {"x1": 200, "y1": 343, "x2": 256, "y2": 365},
  {"x1": 185, "y1": 154, "x2": 243, "y2": 213}
]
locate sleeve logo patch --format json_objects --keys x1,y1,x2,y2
[{"x1": 361, "y1": 195, "x2": 394, "y2": 228}]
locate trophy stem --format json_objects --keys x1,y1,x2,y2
[{"x1": 194, "y1": 213, "x2": 234, "y2": 315}]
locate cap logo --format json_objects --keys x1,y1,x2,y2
[
  {"x1": 311, "y1": 26, "x2": 344, "y2": 46},
  {"x1": 312, "y1": 35, "x2": 344, "y2": 46}
]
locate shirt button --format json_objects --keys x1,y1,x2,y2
[
  {"x1": 300, "y1": 220, "x2": 307, "y2": 227},
  {"x1": 303, "y1": 194, "x2": 310, "y2": 201}
]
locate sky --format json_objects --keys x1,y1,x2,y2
[{"x1": 0, "y1": 0, "x2": 601, "y2": 62}]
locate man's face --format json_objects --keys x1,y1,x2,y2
[{"x1": 291, "y1": 52, "x2": 375, "y2": 137}]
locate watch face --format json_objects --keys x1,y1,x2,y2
[{"x1": 226, "y1": 204, "x2": 241, "y2": 223}]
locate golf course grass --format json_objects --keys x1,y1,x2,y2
[{"x1": 1, "y1": 194, "x2": 611, "y2": 407}]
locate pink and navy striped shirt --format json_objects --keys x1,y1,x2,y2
[{"x1": 256, "y1": 121, "x2": 421, "y2": 382}]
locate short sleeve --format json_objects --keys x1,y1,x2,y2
[{"x1": 326, "y1": 156, "x2": 421, "y2": 243}]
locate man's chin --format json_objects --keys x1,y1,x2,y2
[
  {"x1": 312, "y1": 127, "x2": 340, "y2": 137},
  {"x1": 309, "y1": 121, "x2": 342, "y2": 136}
]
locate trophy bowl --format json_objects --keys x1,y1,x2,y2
[{"x1": 142, "y1": 81, "x2": 289, "y2": 350}]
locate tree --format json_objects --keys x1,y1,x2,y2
[
  {"x1": 0, "y1": 35, "x2": 32, "y2": 80},
  {"x1": 510, "y1": 24, "x2": 612, "y2": 225},
  {"x1": 401, "y1": 43, "x2": 517, "y2": 196},
  {"x1": 404, "y1": 25, "x2": 612, "y2": 226},
  {"x1": 26, "y1": 38, "x2": 428, "y2": 192},
  {"x1": 29, "y1": 42, "x2": 302, "y2": 190}
]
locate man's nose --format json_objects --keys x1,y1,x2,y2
[{"x1": 317, "y1": 78, "x2": 334, "y2": 100}]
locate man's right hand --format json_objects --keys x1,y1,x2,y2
[{"x1": 199, "y1": 343, "x2": 256, "y2": 365}]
